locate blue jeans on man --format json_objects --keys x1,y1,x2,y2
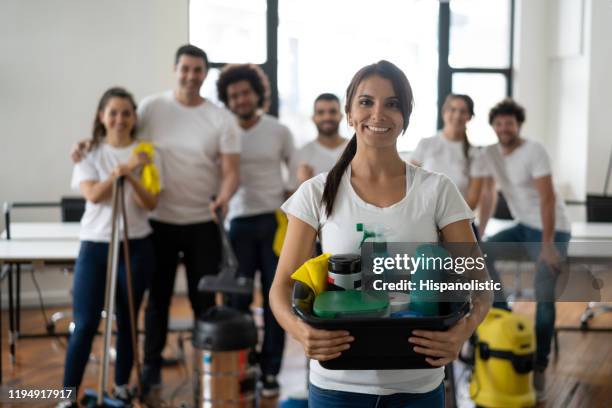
[
  {"x1": 229, "y1": 213, "x2": 285, "y2": 377},
  {"x1": 485, "y1": 223, "x2": 571, "y2": 369}
]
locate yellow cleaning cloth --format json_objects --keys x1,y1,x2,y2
[
  {"x1": 133, "y1": 141, "x2": 161, "y2": 194},
  {"x1": 291, "y1": 252, "x2": 331, "y2": 296},
  {"x1": 273, "y1": 209, "x2": 288, "y2": 257}
]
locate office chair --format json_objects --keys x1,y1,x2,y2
[
  {"x1": 60, "y1": 196, "x2": 85, "y2": 222},
  {"x1": 493, "y1": 191, "x2": 513, "y2": 220}
]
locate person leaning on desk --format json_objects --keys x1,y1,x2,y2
[
  {"x1": 477, "y1": 98, "x2": 572, "y2": 402},
  {"x1": 270, "y1": 60, "x2": 492, "y2": 408}
]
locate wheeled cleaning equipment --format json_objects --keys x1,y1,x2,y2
[
  {"x1": 193, "y1": 206, "x2": 258, "y2": 407},
  {"x1": 81, "y1": 177, "x2": 143, "y2": 407},
  {"x1": 469, "y1": 308, "x2": 536, "y2": 407}
]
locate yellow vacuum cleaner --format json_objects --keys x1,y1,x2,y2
[{"x1": 469, "y1": 308, "x2": 536, "y2": 408}]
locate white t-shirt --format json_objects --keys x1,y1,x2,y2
[
  {"x1": 480, "y1": 140, "x2": 571, "y2": 232},
  {"x1": 411, "y1": 133, "x2": 488, "y2": 198},
  {"x1": 71, "y1": 141, "x2": 163, "y2": 242},
  {"x1": 228, "y1": 114, "x2": 294, "y2": 219},
  {"x1": 281, "y1": 163, "x2": 474, "y2": 395},
  {"x1": 288, "y1": 138, "x2": 348, "y2": 189},
  {"x1": 137, "y1": 91, "x2": 241, "y2": 224}
]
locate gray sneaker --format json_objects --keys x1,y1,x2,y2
[{"x1": 533, "y1": 368, "x2": 546, "y2": 401}]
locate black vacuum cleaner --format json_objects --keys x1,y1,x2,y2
[{"x1": 192, "y1": 206, "x2": 258, "y2": 407}]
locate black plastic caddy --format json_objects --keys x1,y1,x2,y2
[{"x1": 292, "y1": 281, "x2": 469, "y2": 370}]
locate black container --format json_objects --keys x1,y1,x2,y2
[
  {"x1": 327, "y1": 254, "x2": 363, "y2": 291},
  {"x1": 193, "y1": 306, "x2": 257, "y2": 351},
  {"x1": 292, "y1": 281, "x2": 469, "y2": 370}
]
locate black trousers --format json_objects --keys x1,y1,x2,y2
[{"x1": 143, "y1": 219, "x2": 221, "y2": 386}]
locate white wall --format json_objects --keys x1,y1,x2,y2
[
  {"x1": 585, "y1": 0, "x2": 612, "y2": 194},
  {"x1": 0, "y1": 0, "x2": 189, "y2": 307},
  {"x1": 0, "y1": 0, "x2": 189, "y2": 227},
  {"x1": 513, "y1": 0, "x2": 612, "y2": 207}
]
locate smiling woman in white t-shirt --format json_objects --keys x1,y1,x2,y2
[
  {"x1": 411, "y1": 94, "x2": 487, "y2": 210},
  {"x1": 60, "y1": 88, "x2": 161, "y2": 408},
  {"x1": 270, "y1": 61, "x2": 492, "y2": 407}
]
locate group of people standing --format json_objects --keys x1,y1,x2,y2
[
  {"x1": 61, "y1": 44, "x2": 348, "y2": 407},
  {"x1": 60, "y1": 42, "x2": 569, "y2": 408}
]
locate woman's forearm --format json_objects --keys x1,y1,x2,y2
[
  {"x1": 126, "y1": 173, "x2": 158, "y2": 210},
  {"x1": 80, "y1": 177, "x2": 115, "y2": 204},
  {"x1": 270, "y1": 279, "x2": 300, "y2": 340}
]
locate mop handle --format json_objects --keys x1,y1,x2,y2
[
  {"x1": 604, "y1": 148, "x2": 612, "y2": 196},
  {"x1": 97, "y1": 176, "x2": 124, "y2": 404},
  {"x1": 119, "y1": 179, "x2": 143, "y2": 400}
]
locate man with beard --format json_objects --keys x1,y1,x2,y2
[
  {"x1": 216, "y1": 63, "x2": 294, "y2": 398},
  {"x1": 478, "y1": 98, "x2": 571, "y2": 402},
  {"x1": 290, "y1": 93, "x2": 348, "y2": 188}
]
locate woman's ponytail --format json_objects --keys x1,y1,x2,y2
[{"x1": 321, "y1": 134, "x2": 357, "y2": 217}]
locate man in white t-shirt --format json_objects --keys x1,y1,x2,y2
[
  {"x1": 136, "y1": 45, "x2": 241, "y2": 402},
  {"x1": 289, "y1": 93, "x2": 348, "y2": 189},
  {"x1": 216, "y1": 64, "x2": 294, "y2": 398},
  {"x1": 479, "y1": 98, "x2": 571, "y2": 401}
]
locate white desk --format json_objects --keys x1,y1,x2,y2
[
  {"x1": 485, "y1": 220, "x2": 612, "y2": 258},
  {"x1": 483, "y1": 218, "x2": 612, "y2": 332},
  {"x1": 0, "y1": 223, "x2": 80, "y2": 372},
  {"x1": 0, "y1": 239, "x2": 80, "y2": 262},
  {"x1": 485, "y1": 219, "x2": 612, "y2": 242},
  {"x1": 1, "y1": 222, "x2": 80, "y2": 241}
]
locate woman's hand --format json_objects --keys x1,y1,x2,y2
[
  {"x1": 293, "y1": 317, "x2": 354, "y2": 361},
  {"x1": 127, "y1": 151, "x2": 150, "y2": 172},
  {"x1": 112, "y1": 164, "x2": 133, "y2": 179},
  {"x1": 409, "y1": 316, "x2": 475, "y2": 367}
]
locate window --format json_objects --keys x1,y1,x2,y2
[
  {"x1": 189, "y1": 0, "x2": 267, "y2": 64},
  {"x1": 278, "y1": 0, "x2": 439, "y2": 151},
  {"x1": 439, "y1": 0, "x2": 514, "y2": 145},
  {"x1": 452, "y1": 73, "x2": 506, "y2": 145},
  {"x1": 449, "y1": 0, "x2": 511, "y2": 68},
  {"x1": 189, "y1": 0, "x2": 515, "y2": 148}
]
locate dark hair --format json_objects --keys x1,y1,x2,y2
[
  {"x1": 314, "y1": 93, "x2": 341, "y2": 110},
  {"x1": 91, "y1": 87, "x2": 137, "y2": 148},
  {"x1": 216, "y1": 64, "x2": 270, "y2": 110},
  {"x1": 175, "y1": 44, "x2": 209, "y2": 68},
  {"x1": 442, "y1": 93, "x2": 475, "y2": 169},
  {"x1": 322, "y1": 60, "x2": 414, "y2": 217},
  {"x1": 488, "y1": 98, "x2": 526, "y2": 125}
]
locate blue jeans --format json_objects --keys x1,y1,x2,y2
[
  {"x1": 63, "y1": 237, "x2": 152, "y2": 390},
  {"x1": 309, "y1": 383, "x2": 444, "y2": 408},
  {"x1": 229, "y1": 213, "x2": 285, "y2": 376},
  {"x1": 484, "y1": 223, "x2": 571, "y2": 368}
]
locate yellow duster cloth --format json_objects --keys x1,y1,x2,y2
[
  {"x1": 133, "y1": 141, "x2": 161, "y2": 194},
  {"x1": 291, "y1": 252, "x2": 331, "y2": 296},
  {"x1": 273, "y1": 209, "x2": 288, "y2": 257}
]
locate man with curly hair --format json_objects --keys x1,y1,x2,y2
[{"x1": 217, "y1": 63, "x2": 295, "y2": 398}]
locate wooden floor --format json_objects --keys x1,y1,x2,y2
[{"x1": 1, "y1": 297, "x2": 611, "y2": 407}]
